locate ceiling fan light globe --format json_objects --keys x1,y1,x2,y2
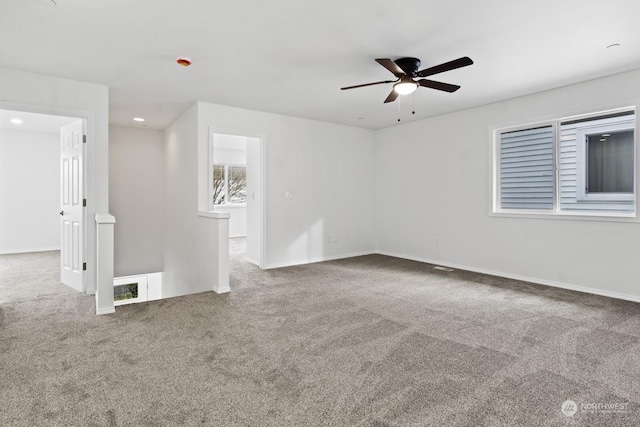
[{"x1": 394, "y1": 82, "x2": 418, "y2": 95}]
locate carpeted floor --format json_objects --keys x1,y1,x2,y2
[{"x1": 1, "y1": 240, "x2": 640, "y2": 426}]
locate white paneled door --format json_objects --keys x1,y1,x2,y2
[{"x1": 60, "y1": 120, "x2": 84, "y2": 292}]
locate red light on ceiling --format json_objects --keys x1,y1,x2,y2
[{"x1": 176, "y1": 57, "x2": 192, "y2": 67}]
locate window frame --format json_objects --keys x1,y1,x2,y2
[
  {"x1": 491, "y1": 107, "x2": 637, "y2": 221},
  {"x1": 575, "y1": 120, "x2": 635, "y2": 202},
  {"x1": 210, "y1": 162, "x2": 247, "y2": 209}
]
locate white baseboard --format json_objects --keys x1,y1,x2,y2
[
  {"x1": 376, "y1": 250, "x2": 640, "y2": 304},
  {"x1": 214, "y1": 286, "x2": 231, "y2": 294},
  {"x1": 244, "y1": 257, "x2": 260, "y2": 266},
  {"x1": 265, "y1": 250, "x2": 376, "y2": 270},
  {"x1": 0, "y1": 247, "x2": 60, "y2": 255},
  {"x1": 96, "y1": 307, "x2": 115, "y2": 315}
]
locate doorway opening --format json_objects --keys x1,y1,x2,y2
[
  {"x1": 209, "y1": 131, "x2": 265, "y2": 268},
  {"x1": 0, "y1": 109, "x2": 86, "y2": 293}
]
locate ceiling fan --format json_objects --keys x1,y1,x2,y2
[{"x1": 341, "y1": 56, "x2": 473, "y2": 103}]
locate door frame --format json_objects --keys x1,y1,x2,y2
[
  {"x1": 208, "y1": 127, "x2": 267, "y2": 269},
  {"x1": 0, "y1": 101, "x2": 95, "y2": 294}
]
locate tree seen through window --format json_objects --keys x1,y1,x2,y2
[{"x1": 213, "y1": 164, "x2": 246, "y2": 206}]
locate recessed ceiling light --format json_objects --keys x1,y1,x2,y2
[
  {"x1": 10, "y1": 118, "x2": 23, "y2": 125},
  {"x1": 133, "y1": 117, "x2": 145, "y2": 122},
  {"x1": 602, "y1": 134, "x2": 610, "y2": 137},
  {"x1": 606, "y1": 43, "x2": 620, "y2": 49},
  {"x1": 600, "y1": 138, "x2": 606, "y2": 142}
]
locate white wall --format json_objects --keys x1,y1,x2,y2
[
  {"x1": 109, "y1": 126, "x2": 164, "y2": 276},
  {"x1": 163, "y1": 105, "x2": 226, "y2": 298},
  {"x1": 0, "y1": 130, "x2": 59, "y2": 253},
  {"x1": 197, "y1": 102, "x2": 377, "y2": 269},
  {"x1": 375, "y1": 68, "x2": 640, "y2": 301},
  {"x1": 213, "y1": 147, "x2": 247, "y2": 165},
  {"x1": 0, "y1": 68, "x2": 109, "y2": 294}
]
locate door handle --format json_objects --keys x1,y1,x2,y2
[{"x1": 59, "y1": 211, "x2": 64, "y2": 216}]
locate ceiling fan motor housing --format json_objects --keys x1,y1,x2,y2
[
  {"x1": 394, "y1": 57, "x2": 421, "y2": 76},
  {"x1": 339, "y1": 55, "x2": 472, "y2": 103}
]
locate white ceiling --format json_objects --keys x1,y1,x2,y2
[
  {"x1": 0, "y1": 109, "x2": 78, "y2": 133},
  {"x1": 2, "y1": 0, "x2": 640, "y2": 131}
]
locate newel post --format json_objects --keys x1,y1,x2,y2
[
  {"x1": 197, "y1": 211, "x2": 230, "y2": 294},
  {"x1": 95, "y1": 213, "x2": 116, "y2": 315}
]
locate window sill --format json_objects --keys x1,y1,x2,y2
[
  {"x1": 490, "y1": 210, "x2": 638, "y2": 223},
  {"x1": 213, "y1": 204, "x2": 246, "y2": 208}
]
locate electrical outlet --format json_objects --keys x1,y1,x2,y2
[{"x1": 285, "y1": 191, "x2": 293, "y2": 199}]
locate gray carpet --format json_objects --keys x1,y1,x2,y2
[{"x1": 1, "y1": 241, "x2": 640, "y2": 426}]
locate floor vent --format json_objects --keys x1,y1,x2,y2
[{"x1": 433, "y1": 266, "x2": 454, "y2": 272}]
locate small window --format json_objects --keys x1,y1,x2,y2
[
  {"x1": 494, "y1": 108, "x2": 636, "y2": 217},
  {"x1": 113, "y1": 276, "x2": 148, "y2": 306},
  {"x1": 573, "y1": 115, "x2": 635, "y2": 204},
  {"x1": 114, "y1": 283, "x2": 138, "y2": 302},
  {"x1": 587, "y1": 131, "x2": 634, "y2": 194},
  {"x1": 212, "y1": 164, "x2": 247, "y2": 206},
  {"x1": 587, "y1": 132, "x2": 634, "y2": 194}
]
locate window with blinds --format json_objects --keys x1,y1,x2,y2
[{"x1": 494, "y1": 108, "x2": 636, "y2": 217}]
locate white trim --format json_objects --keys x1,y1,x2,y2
[
  {"x1": 265, "y1": 250, "x2": 376, "y2": 270},
  {"x1": 491, "y1": 105, "x2": 637, "y2": 219},
  {"x1": 244, "y1": 257, "x2": 259, "y2": 266},
  {"x1": 575, "y1": 119, "x2": 635, "y2": 202},
  {"x1": 215, "y1": 203, "x2": 246, "y2": 209},
  {"x1": 214, "y1": 284, "x2": 231, "y2": 294},
  {"x1": 197, "y1": 211, "x2": 230, "y2": 219},
  {"x1": 95, "y1": 213, "x2": 116, "y2": 224},
  {"x1": 489, "y1": 210, "x2": 638, "y2": 223},
  {"x1": 0, "y1": 102, "x2": 96, "y2": 295},
  {"x1": 376, "y1": 250, "x2": 640, "y2": 304},
  {"x1": 0, "y1": 247, "x2": 61, "y2": 255},
  {"x1": 96, "y1": 307, "x2": 115, "y2": 315}
]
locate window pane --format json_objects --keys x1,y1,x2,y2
[
  {"x1": 499, "y1": 126, "x2": 555, "y2": 210},
  {"x1": 213, "y1": 164, "x2": 225, "y2": 205},
  {"x1": 587, "y1": 130, "x2": 634, "y2": 193},
  {"x1": 114, "y1": 283, "x2": 138, "y2": 301},
  {"x1": 560, "y1": 113, "x2": 635, "y2": 211},
  {"x1": 228, "y1": 166, "x2": 247, "y2": 204}
]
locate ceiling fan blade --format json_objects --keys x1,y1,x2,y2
[
  {"x1": 383, "y1": 89, "x2": 399, "y2": 103},
  {"x1": 341, "y1": 80, "x2": 394, "y2": 90},
  {"x1": 375, "y1": 59, "x2": 405, "y2": 77},
  {"x1": 417, "y1": 79, "x2": 461, "y2": 93},
  {"x1": 416, "y1": 56, "x2": 473, "y2": 78}
]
